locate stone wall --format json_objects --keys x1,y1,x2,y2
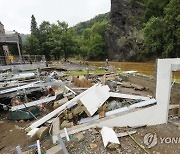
[{"x1": 126, "y1": 74, "x2": 180, "y2": 104}]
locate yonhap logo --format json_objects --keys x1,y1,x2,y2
[
  {"x1": 144, "y1": 132, "x2": 180, "y2": 148},
  {"x1": 144, "y1": 133, "x2": 158, "y2": 148},
  {"x1": 160, "y1": 137, "x2": 180, "y2": 144}
]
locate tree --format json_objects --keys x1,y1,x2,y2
[
  {"x1": 75, "y1": 13, "x2": 109, "y2": 35},
  {"x1": 82, "y1": 28, "x2": 91, "y2": 40},
  {"x1": 38, "y1": 21, "x2": 52, "y2": 60},
  {"x1": 88, "y1": 34, "x2": 106, "y2": 60},
  {"x1": 36, "y1": 21, "x2": 78, "y2": 61},
  {"x1": 77, "y1": 20, "x2": 108, "y2": 60},
  {"x1": 31, "y1": 15, "x2": 39, "y2": 37},
  {"x1": 24, "y1": 35, "x2": 40, "y2": 55},
  {"x1": 60, "y1": 27, "x2": 79, "y2": 61},
  {"x1": 163, "y1": 0, "x2": 180, "y2": 57},
  {"x1": 91, "y1": 20, "x2": 108, "y2": 38},
  {"x1": 142, "y1": 0, "x2": 180, "y2": 59},
  {"x1": 144, "y1": 0, "x2": 170, "y2": 21},
  {"x1": 143, "y1": 17, "x2": 164, "y2": 58}
]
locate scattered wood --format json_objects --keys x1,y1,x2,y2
[
  {"x1": 61, "y1": 120, "x2": 74, "y2": 129},
  {"x1": 27, "y1": 84, "x2": 99, "y2": 131},
  {"x1": 78, "y1": 85, "x2": 110, "y2": 116},
  {"x1": 53, "y1": 97, "x2": 68, "y2": 109},
  {"x1": 100, "y1": 126, "x2": 120, "y2": 147},
  {"x1": 36, "y1": 126, "x2": 49, "y2": 140},
  {"x1": 11, "y1": 96, "x2": 56, "y2": 111},
  {"x1": 52, "y1": 118, "x2": 60, "y2": 144},
  {"x1": 72, "y1": 105, "x2": 85, "y2": 116},
  {"x1": 72, "y1": 76, "x2": 93, "y2": 87},
  {"x1": 27, "y1": 128, "x2": 39, "y2": 142},
  {"x1": 46, "y1": 144, "x2": 63, "y2": 154},
  {"x1": 109, "y1": 92, "x2": 150, "y2": 100},
  {"x1": 131, "y1": 84, "x2": 145, "y2": 91},
  {"x1": 121, "y1": 82, "x2": 132, "y2": 88},
  {"x1": 116, "y1": 130, "x2": 137, "y2": 138},
  {"x1": 90, "y1": 143, "x2": 97, "y2": 149}
]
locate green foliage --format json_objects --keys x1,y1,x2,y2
[
  {"x1": 91, "y1": 21, "x2": 108, "y2": 38},
  {"x1": 163, "y1": 0, "x2": 180, "y2": 57},
  {"x1": 77, "y1": 20, "x2": 108, "y2": 60},
  {"x1": 24, "y1": 35, "x2": 40, "y2": 55},
  {"x1": 144, "y1": 0, "x2": 169, "y2": 21},
  {"x1": 38, "y1": 21, "x2": 51, "y2": 60},
  {"x1": 142, "y1": 0, "x2": 180, "y2": 59},
  {"x1": 24, "y1": 16, "x2": 79, "y2": 61},
  {"x1": 88, "y1": 34, "x2": 106, "y2": 60},
  {"x1": 143, "y1": 17, "x2": 164, "y2": 58},
  {"x1": 31, "y1": 15, "x2": 39, "y2": 37},
  {"x1": 75, "y1": 13, "x2": 109, "y2": 35}
]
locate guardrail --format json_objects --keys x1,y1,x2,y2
[{"x1": 0, "y1": 55, "x2": 46, "y2": 65}]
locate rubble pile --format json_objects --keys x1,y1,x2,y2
[{"x1": 0, "y1": 58, "x2": 180, "y2": 153}]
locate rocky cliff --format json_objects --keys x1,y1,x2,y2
[{"x1": 106, "y1": 0, "x2": 145, "y2": 61}]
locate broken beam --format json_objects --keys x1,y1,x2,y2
[{"x1": 10, "y1": 96, "x2": 56, "y2": 111}]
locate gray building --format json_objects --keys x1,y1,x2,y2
[{"x1": 0, "y1": 21, "x2": 22, "y2": 65}]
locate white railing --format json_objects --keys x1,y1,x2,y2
[{"x1": 0, "y1": 55, "x2": 46, "y2": 65}]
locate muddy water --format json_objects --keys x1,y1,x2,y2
[{"x1": 89, "y1": 61, "x2": 180, "y2": 78}]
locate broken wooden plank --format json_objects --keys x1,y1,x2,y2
[
  {"x1": 46, "y1": 144, "x2": 63, "y2": 154},
  {"x1": 100, "y1": 126, "x2": 120, "y2": 147},
  {"x1": 52, "y1": 118, "x2": 60, "y2": 144},
  {"x1": 109, "y1": 92, "x2": 150, "y2": 100},
  {"x1": 64, "y1": 85, "x2": 76, "y2": 95},
  {"x1": 169, "y1": 104, "x2": 179, "y2": 110},
  {"x1": 10, "y1": 96, "x2": 56, "y2": 111},
  {"x1": 53, "y1": 97, "x2": 68, "y2": 109},
  {"x1": 27, "y1": 128, "x2": 39, "y2": 142},
  {"x1": 116, "y1": 130, "x2": 137, "y2": 138},
  {"x1": 78, "y1": 85, "x2": 110, "y2": 116},
  {"x1": 36, "y1": 126, "x2": 49, "y2": 140},
  {"x1": 26, "y1": 84, "x2": 99, "y2": 131},
  {"x1": 72, "y1": 76, "x2": 93, "y2": 88}
]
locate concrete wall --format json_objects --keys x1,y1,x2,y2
[{"x1": 126, "y1": 74, "x2": 180, "y2": 104}]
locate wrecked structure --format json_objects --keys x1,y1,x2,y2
[{"x1": 0, "y1": 58, "x2": 180, "y2": 153}]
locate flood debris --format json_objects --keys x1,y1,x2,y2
[
  {"x1": 1, "y1": 58, "x2": 180, "y2": 153},
  {"x1": 116, "y1": 130, "x2": 137, "y2": 138},
  {"x1": 72, "y1": 76, "x2": 93, "y2": 88},
  {"x1": 74, "y1": 132, "x2": 85, "y2": 142},
  {"x1": 100, "y1": 126, "x2": 120, "y2": 147},
  {"x1": 46, "y1": 144, "x2": 63, "y2": 154}
]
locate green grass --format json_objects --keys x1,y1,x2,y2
[
  {"x1": 66, "y1": 69, "x2": 122, "y2": 76},
  {"x1": 173, "y1": 78, "x2": 180, "y2": 83}
]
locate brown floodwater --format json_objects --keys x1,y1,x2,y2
[{"x1": 88, "y1": 61, "x2": 180, "y2": 78}]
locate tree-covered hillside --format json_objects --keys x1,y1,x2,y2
[
  {"x1": 74, "y1": 13, "x2": 109, "y2": 35},
  {"x1": 23, "y1": 0, "x2": 179, "y2": 61}
]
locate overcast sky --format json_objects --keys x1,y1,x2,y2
[{"x1": 0, "y1": 0, "x2": 111, "y2": 34}]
